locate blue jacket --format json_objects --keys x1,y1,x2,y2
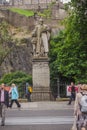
[{"x1": 11, "y1": 87, "x2": 19, "y2": 100}]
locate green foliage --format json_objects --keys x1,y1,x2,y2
[
  {"x1": 0, "y1": 71, "x2": 32, "y2": 85},
  {"x1": 38, "y1": 9, "x2": 52, "y2": 18},
  {"x1": 0, "y1": 21, "x2": 14, "y2": 66},
  {"x1": 49, "y1": 1, "x2": 87, "y2": 84},
  {"x1": 0, "y1": 21, "x2": 11, "y2": 42},
  {"x1": 64, "y1": 3, "x2": 71, "y2": 11},
  {"x1": 37, "y1": 2, "x2": 54, "y2": 18},
  {"x1": 9, "y1": 8, "x2": 34, "y2": 17},
  {"x1": 0, "y1": 71, "x2": 32, "y2": 98}
]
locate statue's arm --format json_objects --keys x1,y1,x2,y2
[{"x1": 31, "y1": 25, "x2": 39, "y2": 37}]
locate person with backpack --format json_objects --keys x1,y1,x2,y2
[
  {"x1": 25, "y1": 82, "x2": 32, "y2": 102},
  {"x1": 74, "y1": 84, "x2": 87, "y2": 130},
  {"x1": 68, "y1": 82, "x2": 76, "y2": 105}
]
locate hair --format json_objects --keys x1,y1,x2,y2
[
  {"x1": 11, "y1": 83, "x2": 15, "y2": 87},
  {"x1": 80, "y1": 84, "x2": 87, "y2": 90}
]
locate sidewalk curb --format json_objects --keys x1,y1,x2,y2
[
  {"x1": 18, "y1": 98, "x2": 69, "y2": 103},
  {"x1": 56, "y1": 98, "x2": 69, "y2": 102}
]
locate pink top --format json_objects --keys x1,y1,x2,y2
[{"x1": 0, "y1": 89, "x2": 5, "y2": 102}]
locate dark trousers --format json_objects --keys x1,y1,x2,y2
[
  {"x1": 68, "y1": 93, "x2": 76, "y2": 105},
  {"x1": 0, "y1": 103, "x2": 6, "y2": 125},
  {"x1": 26, "y1": 93, "x2": 31, "y2": 102},
  {"x1": 9, "y1": 100, "x2": 21, "y2": 108}
]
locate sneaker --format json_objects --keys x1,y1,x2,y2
[
  {"x1": 1, "y1": 123, "x2": 5, "y2": 126},
  {"x1": 67, "y1": 103, "x2": 71, "y2": 105},
  {"x1": 1, "y1": 121, "x2": 5, "y2": 126},
  {"x1": 18, "y1": 105, "x2": 21, "y2": 110}
]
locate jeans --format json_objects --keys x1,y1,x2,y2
[{"x1": 68, "y1": 93, "x2": 76, "y2": 104}]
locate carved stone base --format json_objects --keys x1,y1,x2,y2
[
  {"x1": 31, "y1": 87, "x2": 52, "y2": 101},
  {"x1": 31, "y1": 57, "x2": 53, "y2": 101}
]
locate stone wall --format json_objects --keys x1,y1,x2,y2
[
  {"x1": 0, "y1": 0, "x2": 64, "y2": 10},
  {"x1": 9, "y1": 0, "x2": 55, "y2": 6},
  {"x1": 1, "y1": 7, "x2": 66, "y2": 33}
]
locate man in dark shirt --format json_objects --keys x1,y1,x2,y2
[
  {"x1": 0, "y1": 83, "x2": 9, "y2": 126},
  {"x1": 68, "y1": 82, "x2": 76, "y2": 105}
]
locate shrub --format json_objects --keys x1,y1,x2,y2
[{"x1": 0, "y1": 71, "x2": 32, "y2": 98}]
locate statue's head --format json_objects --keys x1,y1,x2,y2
[{"x1": 39, "y1": 18, "x2": 44, "y2": 25}]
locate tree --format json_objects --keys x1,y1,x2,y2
[
  {"x1": 49, "y1": 0, "x2": 87, "y2": 84},
  {"x1": 0, "y1": 21, "x2": 14, "y2": 66}
]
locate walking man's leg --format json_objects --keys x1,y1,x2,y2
[
  {"x1": 9, "y1": 100, "x2": 14, "y2": 108},
  {"x1": 0, "y1": 105, "x2": 2, "y2": 117},
  {"x1": 1, "y1": 103, "x2": 6, "y2": 126},
  {"x1": 68, "y1": 95, "x2": 73, "y2": 105},
  {"x1": 27, "y1": 93, "x2": 31, "y2": 102}
]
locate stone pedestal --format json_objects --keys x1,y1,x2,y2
[{"x1": 31, "y1": 57, "x2": 52, "y2": 101}]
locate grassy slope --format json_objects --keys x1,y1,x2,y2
[{"x1": 9, "y1": 8, "x2": 34, "y2": 17}]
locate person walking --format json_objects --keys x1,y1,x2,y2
[
  {"x1": 0, "y1": 83, "x2": 9, "y2": 126},
  {"x1": 9, "y1": 83, "x2": 21, "y2": 109},
  {"x1": 25, "y1": 82, "x2": 32, "y2": 102},
  {"x1": 68, "y1": 82, "x2": 76, "y2": 105},
  {"x1": 74, "y1": 84, "x2": 87, "y2": 130}
]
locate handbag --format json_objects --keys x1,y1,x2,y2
[{"x1": 71, "y1": 116, "x2": 77, "y2": 130}]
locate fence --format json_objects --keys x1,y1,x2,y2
[
  {"x1": 51, "y1": 78, "x2": 68, "y2": 99},
  {"x1": 18, "y1": 80, "x2": 68, "y2": 99}
]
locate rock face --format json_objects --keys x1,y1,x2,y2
[
  {"x1": 0, "y1": 10, "x2": 33, "y2": 77},
  {"x1": 0, "y1": 41, "x2": 33, "y2": 77},
  {"x1": 1, "y1": 9, "x2": 35, "y2": 31}
]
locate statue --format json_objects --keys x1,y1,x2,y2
[{"x1": 31, "y1": 18, "x2": 51, "y2": 57}]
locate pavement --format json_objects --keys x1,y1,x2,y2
[
  {"x1": 0, "y1": 101, "x2": 74, "y2": 128},
  {"x1": 9, "y1": 101, "x2": 75, "y2": 110}
]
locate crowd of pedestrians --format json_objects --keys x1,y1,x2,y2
[
  {"x1": 0, "y1": 82, "x2": 32, "y2": 126},
  {"x1": 0, "y1": 81, "x2": 87, "y2": 130}
]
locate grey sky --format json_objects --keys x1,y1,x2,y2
[
  {"x1": 5, "y1": 0, "x2": 71, "y2": 3},
  {"x1": 61, "y1": 0, "x2": 71, "y2": 3}
]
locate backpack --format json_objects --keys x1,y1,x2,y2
[
  {"x1": 28, "y1": 86, "x2": 33, "y2": 93},
  {"x1": 80, "y1": 93, "x2": 87, "y2": 113}
]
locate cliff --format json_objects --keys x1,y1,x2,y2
[{"x1": 0, "y1": 11, "x2": 33, "y2": 77}]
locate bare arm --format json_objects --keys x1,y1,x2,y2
[{"x1": 74, "y1": 93, "x2": 81, "y2": 116}]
